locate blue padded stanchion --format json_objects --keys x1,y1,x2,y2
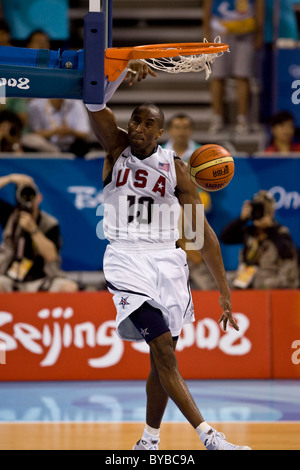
[
  {"x1": 0, "y1": 63, "x2": 84, "y2": 100},
  {"x1": 83, "y1": 11, "x2": 105, "y2": 104},
  {"x1": 0, "y1": 6, "x2": 107, "y2": 104},
  {"x1": 0, "y1": 46, "x2": 85, "y2": 101}
]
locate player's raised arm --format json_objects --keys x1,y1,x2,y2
[
  {"x1": 86, "y1": 60, "x2": 157, "y2": 179},
  {"x1": 88, "y1": 106, "x2": 128, "y2": 160},
  {"x1": 175, "y1": 158, "x2": 238, "y2": 331}
]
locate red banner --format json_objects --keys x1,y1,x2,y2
[
  {"x1": 0, "y1": 290, "x2": 297, "y2": 381},
  {"x1": 180, "y1": 290, "x2": 271, "y2": 379},
  {"x1": 0, "y1": 292, "x2": 148, "y2": 381},
  {"x1": 270, "y1": 290, "x2": 300, "y2": 378}
]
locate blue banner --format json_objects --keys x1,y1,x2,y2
[
  {"x1": 0, "y1": 156, "x2": 299, "y2": 272},
  {"x1": 0, "y1": 157, "x2": 106, "y2": 271},
  {"x1": 275, "y1": 48, "x2": 300, "y2": 127},
  {"x1": 207, "y1": 156, "x2": 300, "y2": 270}
]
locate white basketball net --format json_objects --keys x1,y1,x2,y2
[{"x1": 141, "y1": 38, "x2": 227, "y2": 80}]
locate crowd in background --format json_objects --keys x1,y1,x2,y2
[
  {"x1": 0, "y1": 0, "x2": 299, "y2": 291},
  {"x1": 0, "y1": 0, "x2": 300, "y2": 157}
]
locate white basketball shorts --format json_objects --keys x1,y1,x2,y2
[{"x1": 103, "y1": 243, "x2": 195, "y2": 342}]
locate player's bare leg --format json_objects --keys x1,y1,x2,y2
[
  {"x1": 133, "y1": 331, "x2": 251, "y2": 450},
  {"x1": 145, "y1": 338, "x2": 178, "y2": 429},
  {"x1": 133, "y1": 340, "x2": 176, "y2": 450},
  {"x1": 133, "y1": 331, "x2": 205, "y2": 450},
  {"x1": 148, "y1": 332, "x2": 205, "y2": 428},
  {"x1": 146, "y1": 351, "x2": 170, "y2": 429}
]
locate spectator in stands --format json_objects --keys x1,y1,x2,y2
[
  {"x1": 264, "y1": 111, "x2": 300, "y2": 154},
  {"x1": 1, "y1": 30, "x2": 51, "y2": 135},
  {"x1": 0, "y1": 17, "x2": 11, "y2": 46},
  {"x1": 265, "y1": 0, "x2": 299, "y2": 43},
  {"x1": 26, "y1": 99, "x2": 91, "y2": 156},
  {"x1": 26, "y1": 30, "x2": 51, "y2": 49},
  {"x1": 162, "y1": 114, "x2": 201, "y2": 162},
  {"x1": 0, "y1": 110, "x2": 23, "y2": 153},
  {"x1": 1, "y1": 99, "x2": 28, "y2": 131},
  {"x1": 0, "y1": 0, "x2": 69, "y2": 46},
  {"x1": 0, "y1": 173, "x2": 79, "y2": 292},
  {"x1": 220, "y1": 190, "x2": 299, "y2": 289},
  {"x1": 0, "y1": 27, "x2": 43, "y2": 131},
  {"x1": 261, "y1": 1, "x2": 299, "y2": 122},
  {"x1": 203, "y1": 0, "x2": 264, "y2": 134}
]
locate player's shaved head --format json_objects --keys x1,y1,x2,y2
[
  {"x1": 128, "y1": 103, "x2": 165, "y2": 156},
  {"x1": 131, "y1": 103, "x2": 165, "y2": 129}
]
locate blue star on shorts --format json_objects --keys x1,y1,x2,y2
[
  {"x1": 140, "y1": 328, "x2": 149, "y2": 337},
  {"x1": 119, "y1": 296, "x2": 130, "y2": 309}
]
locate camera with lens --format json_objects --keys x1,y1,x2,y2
[
  {"x1": 16, "y1": 184, "x2": 37, "y2": 213},
  {"x1": 250, "y1": 201, "x2": 265, "y2": 220}
]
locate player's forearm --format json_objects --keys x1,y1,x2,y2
[
  {"x1": 199, "y1": 221, "x2": 230, "y2": 295},
  {"x1": 88, "y1": 107, "x2": 121, "y2": 153}
]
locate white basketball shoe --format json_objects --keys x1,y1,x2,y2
[
  {"x1": 132, "y1": 437, "x2": 160, "y2": 450},
  {"x1": 200, "y1": 428, "x2": 251, "y2": 450}
]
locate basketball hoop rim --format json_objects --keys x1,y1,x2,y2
[
  {"x1": 105, "y1": 42, "x2": 229, "y2": 60},
  {"x1": 104, "y1": 42, "x2": 229, "y2": 81}
]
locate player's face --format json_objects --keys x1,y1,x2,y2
[{"x1": 128, "y1": 108, "x2": 163, "y2": 155}]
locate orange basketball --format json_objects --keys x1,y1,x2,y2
[{"x1": 188, "y1": 144, "x2": 235, "y2": 192}]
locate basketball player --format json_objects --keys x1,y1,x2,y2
[{"x1": 86, "y1": 60, "x2": 251, "y2": 451}]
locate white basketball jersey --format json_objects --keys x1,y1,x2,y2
[{"x1": 103, "y1": 145, "x2": 181, "y2": 246}]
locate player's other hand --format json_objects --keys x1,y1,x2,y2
[
  {"x1": 125, "y1": 60, "x2": 158, "y2": 86},
  {"x1": 218, "y1": 292, "x2": 239, "y2": 331}
]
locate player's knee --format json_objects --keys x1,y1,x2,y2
[{"x1": 149, "y1": 333, "x2": 178, "y2": 374}]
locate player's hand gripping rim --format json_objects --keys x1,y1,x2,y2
[
  {"x1": 218, "y1": 293, "x2": 239, "y2": 331},
  {"x1": 125, "y1": 60, "x2": 158, "y2": 86}
]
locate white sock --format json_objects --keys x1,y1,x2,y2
[
  {"x1": 144, "y1": 425, "x2": 160, "y2": 440},
  {"x1": 196, "y1": 421, "x2": 212, "y2": 436}
]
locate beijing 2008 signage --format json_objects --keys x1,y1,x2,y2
[{"x1": 0, "y1": 290, "x2": 279, "y2": 380}]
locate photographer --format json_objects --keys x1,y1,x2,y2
[
  {"x1": 0, "y1": 173, "x2": 78, "y2": 292},
  {"x1": 220, "y1": 190, "x2": 299, "y2": 289}
]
